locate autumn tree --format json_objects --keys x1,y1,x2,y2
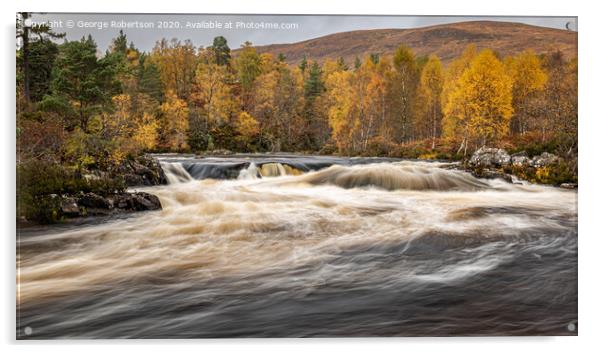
[
  {"x1": 390, "y1": 45, "x2": 419, "y2": 142},
  {"x1": 251, "y1": 61, "x2": 305, "y2": 151},
  {"x1": 235, "y1": 111, "x2": 260, "y2": 149},
  {"x1": 441, "y1": 45, "x2": 477, "y2": 141},
  {"x1": 150, "y1": 38, "x2": 197, "y2": 100},
  {"x1": 540, "y1": 51, "x2": 577, "y2": 151},
  {"x1": 324, "y1": 57, "x2": 391, "y2": 154},
  {"x1": 160, "y1": 90, "x2": 189, "y2": 151},
  {"x1": 356, "y1": 58, "x2": 388, "y2": 151},
  {"x1": 507, "y1": 50, "x2": 548, "y2": 134},
  {"x1": 444, "y1": 49, "x2": 513, "y2": 150},
  {"x1": 193, "y1": 59, "x2": 238, "y2": 126},
  {"x1": 234, "y1": 41, "x2": 262, "y2": 110},
  {"x1": 417, "y1": 55, "x2": 444, "y2": 149},
  {"x1": 325, "y1": 70, "x2": 355, "y2": 152}
]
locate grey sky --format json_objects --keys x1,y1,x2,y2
[{"x1": 27, "y1": 13, "x2": 577, "y2": 53}]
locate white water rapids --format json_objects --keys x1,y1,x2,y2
[{"x1": 17, "y1": 157, "x2": 577, "y2": 338}]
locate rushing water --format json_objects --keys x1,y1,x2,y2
[{"x1": 17, "y1": 155, "x2": 577, "y2": 338}]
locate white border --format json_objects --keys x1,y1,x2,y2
[{"x1": 2, "y1": 1, "x2": 599, "y2": 352}]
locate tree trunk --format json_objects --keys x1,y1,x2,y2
[{"x1": 22, "y1": 13, "x2": 31, "y2": 102}]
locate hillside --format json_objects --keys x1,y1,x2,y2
[{"x1": 248, "y1": 21, "x2": 577, "y2": 65}]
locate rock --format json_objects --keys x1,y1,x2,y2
[
  {"x1": 60, "y1": 197, "x2": 81, "y2": 217},
  {"x1": 531, "y1": 152, "x2": 559, "y2": 168},
  {"x1": 112, "y1": 192, "x2": 161, "y2": 211},
  {"x1": 511, "y1": 156, "x2": 531, "y2": 166},
  {"x1": 560, "y1": 183, "x2": 578, "y2": 189},
  {"x1": 124, "y1": 173, "x2": 144, "y2": 186},
  {"x1": 121, "y1": 155, "x2": 167, "y2": 186},
  {"x1": 471, "y1": 169, "x2": 514, "y2": 184},
  {"x1": 510, "y1": 151, "x2": 531, "y2": 166},
  {"x1": 469, "y1": 147, "x2": 511, "y2": 167},
  {"x1": 132, "y1": 192, "x2": 162, "y2": 211},
  {"x1": 208, "y1": 149, "x2": 233, "y2": 155},
  {"x1": 78, "y1": 193, "x2": 112, "y2": 209}
]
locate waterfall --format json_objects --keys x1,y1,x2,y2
[
  {"x1": 237, "y1": 162, "x2": 260, "y2": 180},
  {"x1": 238, "y1": 162, "x2": 305, "y2": 179},
  {"x1": 161, "y1": 162, "x2": 194, "y2": 184}
]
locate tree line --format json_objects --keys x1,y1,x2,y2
[{"x1": 17, "y1": 21, "x2": 577, "y2": 173}]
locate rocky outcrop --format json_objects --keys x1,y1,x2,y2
[
  {"x1": 469, "y1": 147, "x2": 561, "y2": 170},
  {"x1": 119, "y1": 155, "x2": 167, "y2": 187},
  {"x1": 59, "y1": 192, "x2": 162, "y2": 218},
  {"x1": 531, "y1": 152, "x2": 559, "y2": 168},
  {"x1": 469, "y1": 147, "x2": 511, "y2": 168},
  {"x1": 465, "y1": 147, "x2": 575, "y2": 187},
  {"x1": 510, "y1": 151, "x2": 530, "y2": 166}
]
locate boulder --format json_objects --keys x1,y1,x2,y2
[
  {"x1": 124, "y1": 156, "x2": 168, "y2": 186},
  {"x1": 112, "y1": 192, "x2": 161, "y2": 211},
  {"x1": 78, "y1": 193, "x2": 112, "y2": 209},
  {"x1": 470, "y1": 169, "x2": 514, "y2": 184},
  {"x1": 510, "y1": 151, "x2": 531, "y2": 166},
  {"x1": 60, "y1": 197, "x2": 81, "y2": 217},
  {"x1": 531, "y1": 152, "x2": 559, "y2": 168},
  {"x1": 469, "y1": 147, "x2": 511, "y2": 167},
  {"x1": 132, "y1": 192, "x2": 162, "y2": 211},
  {"x1": 123, "y1": 173, "x2": 144, "y2": 186}
]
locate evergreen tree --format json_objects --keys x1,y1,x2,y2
[
  {"x1": 110, "y1": 30, "x2": 128, "y2": 54},
  {"x1": 336, "y1": 57, "x2": 349, "y2": 71},
  {"x1": 211, "y1": 36, "x2": 231, "y2": 66},
  {"x1": 138, "y1": 54, "x2": 164, "y2": 103},
  {"x1": 42, "y1": 36, "x2": 121, "y2": 130},
  {"x1": 304, "y1": 62, "x2": 324, "y2": 101},
  {"x1": 299, "y1": 55, "x2": 308, "y2": 74},
  {"x1": 354, "y1": 56, "x2": 362, "y2": 70},
  {"x1": 369, "y1": 53, "x2": 380, "y2": 64},
  {"x1": 18, "y1": 39, "x2": 59, "y2": 102},
  {"x1": 16, "y1": 12, "x2": 64, "y2": 102}
]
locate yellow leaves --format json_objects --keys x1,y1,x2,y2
[
  {"x1": 86, "y1": 115, "x2": 103, "y2": 135},
  {"x1": 420, "y1": 56, "x2": 443, "y2": 101},
  {"x1": 444, "y1": 49, "x2": 513, "y2": 145},
  {"x1": 322, "y1": 58, "x2": 346, "y2": 81},
  {"x1": 160, "y1": 90, "x2": 189, "y2": 151},
  {"x1": 150, "y1": 38, "x2": 197, "y2": 99},
  {"x1": 508, "y1": 50, "x2": 547, "y2": 99},
  {"x1": 104, "y1": 94, "x2": 132, "y2": 139},
  {"x1": 193, "y1": 62, "x2": 237, "y2": 125},
  {"x1": 235, "y1": 111, "x2": 260, "y2": 139},
  {"x1": 132, "y1": 112, "x2": 159, "y2": 151},
  {"x1": 325, "y1": 70, "x2": 355, "y2": 152},
  {"x1": 415, "y1": 55, "x2": 444, "y2": 145},
  {"x1": 64, "y1": 127, "x2": 96, "y2": 168}
]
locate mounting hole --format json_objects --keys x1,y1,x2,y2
[
  {"x1": 24, "y1": 326, "x2": 33, "y2": 336},
  {"x1": 567, "y1": 323, "x2": 576, "y2": 332}
]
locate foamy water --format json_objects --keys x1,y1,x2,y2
[{"x1": 17, "y1": 157, "x2": 577, "y2": 338}]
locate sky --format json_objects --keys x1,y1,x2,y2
[{"x1": 26, "y1": 13, "x2": 578, "y2": 53}]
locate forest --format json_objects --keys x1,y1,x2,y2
[{"x1": 16, "y1": 14, "x2": 578, "y2": 221}]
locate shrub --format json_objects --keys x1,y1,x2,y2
[{"x1": 17, "y1": 160, "x2": 125, "y2": 223}]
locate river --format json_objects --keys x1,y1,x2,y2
[{"x1": 16, "y1": 154, "x2": 578, "y2": 338}]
